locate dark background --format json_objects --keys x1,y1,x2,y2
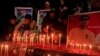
[{"x1": 0, "y1": 0, "x2": 99, "y2": 40}]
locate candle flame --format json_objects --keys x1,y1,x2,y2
[
  {"x1": 59, "y1": 33, "x2": 62, "y2": 37},
  {"x1": 89, "y1": 45, "x2": 92, "y2": 49},
  {"x1": 47, "y1": 25, "x2": 49, "y2": 29},
  {"x1": 5, "y1": 45, "x2": 9, "y2": 48},
  {"x1": 51, "y1": 33, "x2": 54, "y2": 38}
]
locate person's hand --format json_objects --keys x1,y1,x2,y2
[
  {"x1": 43, "y1": 27, "x2": 48, "y2": 33},
  {"x1": 19, "y1": 19, "x2": 25, "y2": 25}
]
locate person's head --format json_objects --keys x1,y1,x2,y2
[
  {"x1": 49, "y1": 10, "x2": 55, "y2": 18},
  {"x1": 79, "y1": 15, "x2": 89, "y2": 29},
  {"x1": 45, "y1": 1, "x2": 51, "y2": 9},
  {"x1": 24, "y1": 14, "x2": 31, "y2": 24},
  {"x1": 9, "y1": 15, "x2": 16, "y2": 25}
]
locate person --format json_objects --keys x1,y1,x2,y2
[
  {"x1": 14, "y1": 14, "x2": 36, "y2": 32},
  {"x1": 68, "y1": 15, "x2": 95, "y2": 45},
  {"x1": 6, "y1": 15, "x2": 17, "y2": 41},
  {"x1": 14, "y1": 14, "x2": 36, "y2": 40},
  {"x1": 44, "y1": 1, "x2": 51, "y2": 10},
  {"x1": 42, "y1": 10, "x2": 59, "y2": 33}
]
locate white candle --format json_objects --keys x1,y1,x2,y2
[
  {"x1": 29, "y1": 33, "x2": 34, "y2": 45},
  {"x1": 76, "y1": 44, "x2": 79, "y2": 49},
  {"x1": 13, "y1": 32, "x2": 17, "y2": 42},
  {"x1": 51, "y1": 33, "x2": 54, "y2": 48},
  {"x1": 83, "y1": 44, "x2": 87, "y2": 50},
  {"x1": 17, "y1": 33, "x2": 21, "y2": 43},
  {"x1": 1, "y1": 44, "x2": 4, "y2": 56},
  {"x1": 43, "y1": 34, "x2": 46, "y2": 47},
  {"x1": 47, "y1": 35, "x2": 50, "y2": 44},
  {"x1": 36, "y1": 35, "x2": 39, "y2": 43},
  {"x1": 39, "y1": 34, "x2": 42, "y2": 44},
  {"x1": 46, "y1": 25, "x2": 49, "y2": 33},
  {"x1": 30, "y1": 37, "x2": 33, "y2": 45},
  {"x1": 89, "y1": 45, "x2": 92, "y2": 53},
  {"x1": 59, "y1": 33, "x2": 62, "y2": 47},
  {"x1": 5, "y1": 45, "x2": 9, "y2": 56}
]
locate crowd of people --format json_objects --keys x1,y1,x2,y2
[{"x1": 0, "y1": 0, "x2": 98, "y2": 43}]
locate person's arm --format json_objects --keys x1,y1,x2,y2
[
  {"x1": 30, "y1": 20, "x2": 36, "y2": 30},
  {"x1": 14, "y1": 19, "x2": 25, "y2": 32},
  {"x1": 13, "y1": 19, "x2": 25, "y2": 42}
]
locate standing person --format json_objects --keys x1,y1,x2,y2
[
  {"x1": 42, "y1": 10, "x2": 59, "y2": 33},
  {"x1": 68, "y1": 15, "x2": 95, "y2": 45},
  {"x1": 44, "y1": 1, "x2": 51, "y2": 10},
  {"x1": 6, "y1": 15, "x2": 17, "y2": 41}
]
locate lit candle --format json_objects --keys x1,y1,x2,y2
[
  {"x1": 5, "y1": 45, "x2": 9, "y2": 56},
  {"x1": 83, "y1": 44, "x2": 87, "y2": 50},
  {"x1": 17, "y1": 33, "x2": 21, "y2": 43},
  {"x1": 46, "y1": 25, "x2": 49, "y2": 33},
  {"x1": 79, "y1": 44, "x2": 82, "y2": 53},
  {"x1": 59, "y1": 33, "x2": 62, "y2": 47},
  {"x1": 13, "y1": 32, "x2": 17, "y2": 42},
  {"x1": 47, "y1": 35, "x2": 50, "y2": 44},
  {"x1": 36, "y1": 35, "x2": 39, "y2": 43},
  {"x1": 76, "y1": 44, "x2": 80, "y2": 50},
  {"x1": 47, "y1": 53, "x2": 51, "y2": 56},
  {"x1": 29, "y1": 34, "x2": 32, "y2": 45},
  {"x1": 43, "y1": 34, "x2": 46, "y2": 47},
  {"x1": 29, "y1": 33, "x2": 34, "y2": 45},
  {"x1": 30, "y1": 37, "x2": 33, "y2": 45},
  {"x1": 1, "y1": 44, "x2": 4, "y2": 56},
  {"x1": 39, "y1": 34, "x2": 42, "y2": 44},
  {"x1": 82, "y1": 44, "x2": 88, "y2": 53},
  {"x1": 89, "y1": 45, "x2": 92, "y2": 52},
  {"x1": 51, "y1": 33, "x2": 54, "y2": 48}
]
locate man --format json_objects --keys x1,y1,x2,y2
[
  {"x1": 13, "y1": 14, "x2": 36, "y2": 41},
  {"x1": 42, "y1": 10, "x2": 58, "y2": 33},
  {"x1": 68, "y1": 15, "x2": 95, "y2": 45},
  {"x1": 6, "y1": 15, "x2": 17, "y2": 41}
]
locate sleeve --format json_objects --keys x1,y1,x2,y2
[{"x1": 30, "y1": 20, "x2": 36, "y2": 30}]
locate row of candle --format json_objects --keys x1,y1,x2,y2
[
  {"x1": 67, "y1": 43, "x2": 93, "y2": 54},
  {"x1": 13, "y1": 31, "x2": 62, "y2": 47},
  {"x1": 0, "y1": 44, "x2": 9, "y2": 56},
  {"x1": 68, "y1": 43, "x2": 92, "y2": 49}
]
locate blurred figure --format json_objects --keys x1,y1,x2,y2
[
  {"x1": 68, "y1": 15, "x2": 95, "y2": 45},
  {"x1": 44, "y1": 1, "x2": 51, "y2": 10},
  {"x1": 15, "y1": 14, "x2": 31, "y2": 32},
  {"x1": 14, "y1": 14, "x2": 36, "y2": 38},
  {"x1": 6, "y1": 15, "x2": 17, "y2": 41},
  {"x1": 42, "y1": 10, "x2": 59, "y2": 33}
]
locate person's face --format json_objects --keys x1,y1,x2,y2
[
  {"x1": 50, "y1": 12, "x2": 55, "y2": 18},
  {"x1": 24, "y1": 19, "x2": 30, "y2": 24},
  {"x1": 80, "y1": 20, "x2": 89, "y2": 29},
  {"x1": 45, "y1": 2, "x2": 50, "y2": 7},
  {"x1": 10, "y1": 19, "x2": 16, "y2": 25}
]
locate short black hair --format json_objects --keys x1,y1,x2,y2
[
  {"x1": 10, "y1": 15, "x2": 16, "y2": 20},
  {"x1": 80, "y1": 15, "x2": 89, "y2": 21},
  {"x1": 50, "y1": 10, "x2": 55, "y2": 13},
  {"x1": 25, "y1": 14, "x2": 32, "y2": 19}
]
